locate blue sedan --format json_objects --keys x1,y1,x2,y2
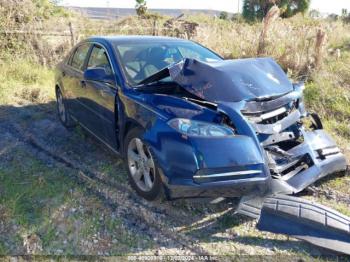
[{"x1": 55, "y1": 36, "x2": 347, "y2": 201}]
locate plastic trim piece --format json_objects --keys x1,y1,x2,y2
[
  {"x1": 193, "y1": 170, "x2": 262, "y2": 178},
  {"x1": 257, "y1": 194, "x2": 350, "y2": 255}
]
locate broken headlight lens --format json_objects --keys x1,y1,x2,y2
[{"x1": 168, "y1": 118, "x2": 235, "y2": 137}]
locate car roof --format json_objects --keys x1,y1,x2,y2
[{"x1": 86, "y1": 35, "x2": 190, "y2": 45}]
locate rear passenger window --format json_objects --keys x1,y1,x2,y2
[
  {"x1": 70, "y1": 43, "x2": 90, "y2": 71},
  {"x1": 87, "y1": 45, "x2": 113, "y2": 75}
]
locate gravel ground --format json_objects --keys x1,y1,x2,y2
[{"x1": 0, "y1": 97, "x2": 349, "y2": 260}]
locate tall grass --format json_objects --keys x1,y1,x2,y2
[
  {"x1": 189, "y1": 15, "x2": 350, "y2": 79},
  {"x1": 0, "y1": 58, "x2": 54, "y2": 105},
  {"x1": 304, "y1": 51, "x2": 350, "y2": 143}
]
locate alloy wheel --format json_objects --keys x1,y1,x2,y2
[{"x1": 127, "y1": 138, "x2": 156, "y2": 192}]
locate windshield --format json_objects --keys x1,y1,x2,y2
[{"x1": 114, "y1": 41, "x2": 222, "y2": 85}]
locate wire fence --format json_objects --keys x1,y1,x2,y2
[
  {"x1": 0, "y1": 17, "x2": 200, "y2": 43},
  {"x1": 0, "y1": 23, "x2": 198, "y2": 50},
  {"x1": 0, "y1": 21, "x2": 199, "y2": 66}
]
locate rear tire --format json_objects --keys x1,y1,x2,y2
[
  {"x1": 124, "y1": 127, "x2": 164, "y2": 201},
  {"x1": 56, "y1": 87, "x2": 76, "y2": 128}
]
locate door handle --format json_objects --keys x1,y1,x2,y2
[{"x1": 80, "y1": 80, "x2": 86, "y2": 88}]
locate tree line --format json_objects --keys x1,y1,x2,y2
[{"x1": 135, "y1": 0, "x2": 350, "y2": 23}]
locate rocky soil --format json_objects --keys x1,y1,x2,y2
[{"x1": 0, "y1": 96, "x2": 349, "y2": 260}]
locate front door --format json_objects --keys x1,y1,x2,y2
[{"x1": 80, "y1": 44, "x2": 119, "y2": 149}]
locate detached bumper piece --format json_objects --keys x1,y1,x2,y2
[
  {"x1": 237, "y1": 195, "x2": 350, "y2": 255},
  {"x1": 256, "y1": 195, "x2": 350, "y2": 255}
]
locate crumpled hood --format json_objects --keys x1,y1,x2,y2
[{"x1": 168, "y1": 58, "x2": 293, "y2": 103}]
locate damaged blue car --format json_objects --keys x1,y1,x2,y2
[
  {"x1": 55, "y1": 36, "x2": 346, "y2": 200},
  {"x1": 56, "y1": 36, "x2": 350, "y2": 254}
]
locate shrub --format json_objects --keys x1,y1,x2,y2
[
  {"x1": 219, "y1": 11, "x2": 229, "y2": 20},
  {"x1": 242, "y1": 0, "x2": 311, "y2": 22},
  {"x1": 135, "y1": 0, "x2": 147, "y2": 17}
]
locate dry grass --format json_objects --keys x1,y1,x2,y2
[
  {"x1": 189, "y1": 15, "x2": 350, "y2": 80},
  {"x1": 0, "y1": 59, "x2": 54, "y2": 105},
  {"x1": 0, "y1": 0, "x2": 70, "y2": 65},
  {"x1": 258, "y1": 5, "x2": 280, "y2": 56}
]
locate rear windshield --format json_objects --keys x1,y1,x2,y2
[{"x1": 113, "y1": 41, "x2": 222, "y2": 85}]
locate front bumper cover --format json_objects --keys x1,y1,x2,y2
[{"x1": 273, "y1": 130, "x2": 347, "y2": 194}]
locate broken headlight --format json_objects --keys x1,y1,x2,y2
[{"x1": 168, "y1": 118, "x2": 235, "y2": 137}]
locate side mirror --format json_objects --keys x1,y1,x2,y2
[{"x1": 84, "y1": 68, "x2": 115, "y2": 85}]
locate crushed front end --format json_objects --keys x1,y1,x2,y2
[
  {"x1": 236, "y1": 85, "x2": 347, "y2": 194},
  {"x1": 140, "y1": 57, "x2": 347, "y2": 198},
  {"x1": 166, "y1": 57, "x2": 347, "y2": 194}
]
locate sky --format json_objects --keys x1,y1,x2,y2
[{"x1": 60, "y1": 0, "x2": 350, "y2": 15}]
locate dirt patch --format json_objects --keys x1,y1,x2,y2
[{"x1": 0, "y1": 98, "x2": 348, "y2": 258}]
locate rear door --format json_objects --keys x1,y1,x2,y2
[
  {"x1": 62, "y1": 43, "x2": 91, "y2": 120},
  {"x1": 80, "y1": 44, "x2": 119, "y2": 149}
]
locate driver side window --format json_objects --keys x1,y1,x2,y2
[
  {"x1": 70, "y1": 43, "x2": 90, "y2": 71},
  {"x1": 87, "y1": 45, "x2": 113, "y2": 75}
]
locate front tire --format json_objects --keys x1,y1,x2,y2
[
  {"x1": 56, "y1": 87, "x2": 75, "y2": 128},
  {"x1": 124, "y1": 127, "x2": 163, "y2": 201}
]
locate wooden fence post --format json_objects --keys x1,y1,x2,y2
[
  {"x1": 314, "y1": 29, "x2": 327, "y2": 70},
  {"x1": 69, "y1": 22, "x2": 75, "y2": 47},
  {"x1": 258, "y1": 5, "x2": 280, "y2": 56},
  {"x1": 152, "y1": 19, "x2": 158, "y2": 36}
]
